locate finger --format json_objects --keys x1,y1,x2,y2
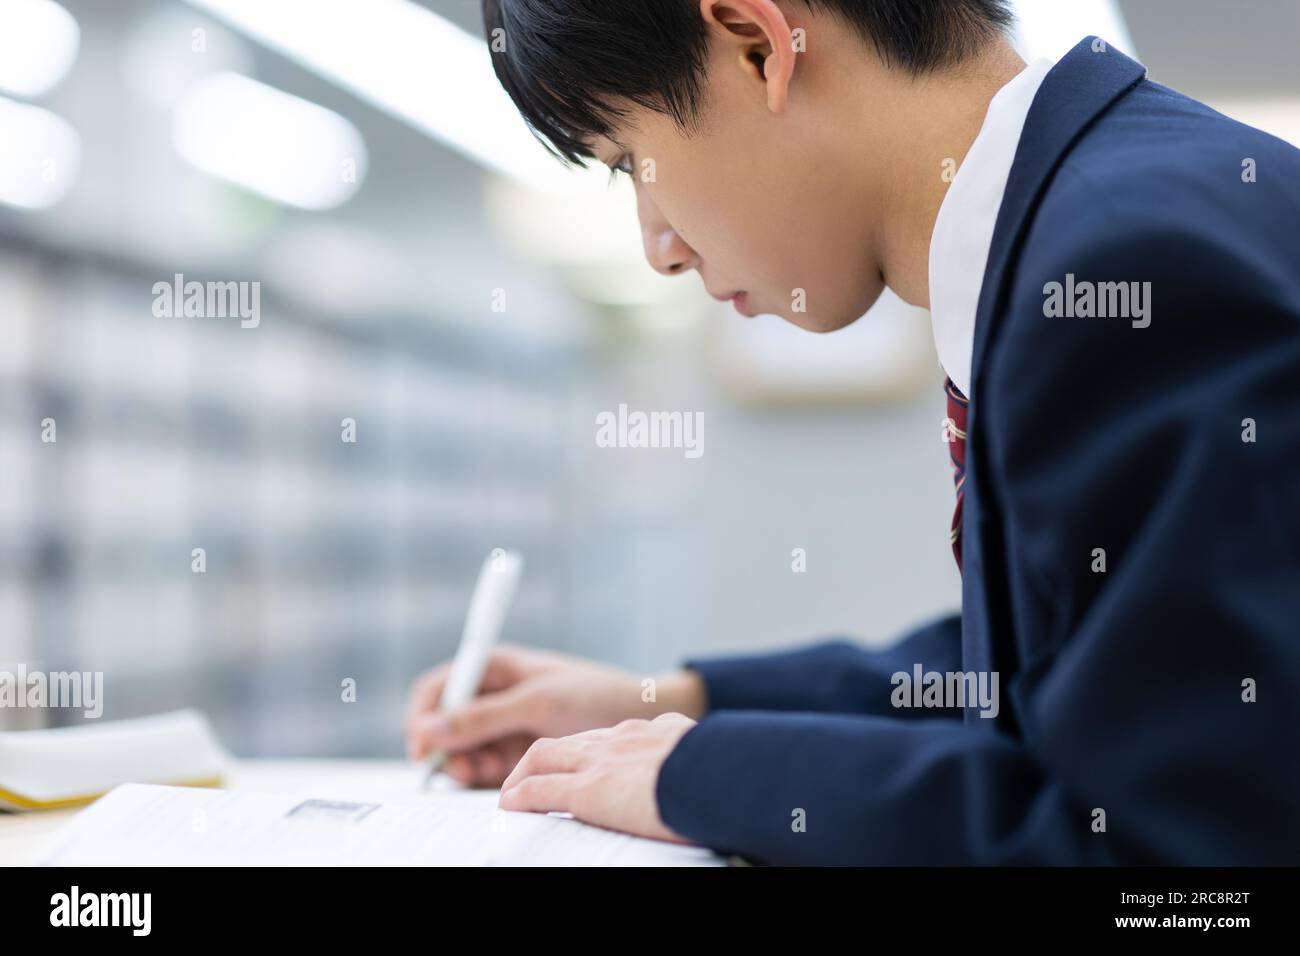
[
  {"x1": 403, "y1": 655, "x2": 540, "y2": 759},
  {"x1": 488, "y1": 643, "x2": 552, "y2": 679},
  {"x1": 498, "y1": 773, "x2": 581, "y2": 815},
  {"x1": 437, "y1": 684, "x2": 548, "y2": 752},
  {"x1": 404, "y1": 665, "x2": 450, "y2": 729},
  {"x1": 443, "y1": 753, "x2": 476, "y2": 785},
  {"x1": 408, "y1": 682, "x2": 539, "y2": 760},
  {"x1": 435, "y1": 734, "x2": 528, "y2": 787},
  {"x1": 500, "y1": 736, "x2": 590, "y2": 793},
  {"x1": 407, "y1": 710, "x2": 451, "y2": 761},
  {"x1": 473, "y1": 734, "x2": 531, "y2": 786},
  {"x1": 561, "y1": 725, "x2": 618, "y2": 742},
  {"x1": 405, "y1": 649, "x2": 520, "y2": 725},
  {"x1": 472, "y1": 742, "x2": 513, "y2": 787},
  {"x1": 475, "y1": 647, "x2": 534, "y2": 693},
  {"x1": 405, "y1": 648, "x2": 534, "y2": 745}
]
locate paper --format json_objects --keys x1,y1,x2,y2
[{"x1": 38, "y1": 782, "x2": 726, "y2": 866}]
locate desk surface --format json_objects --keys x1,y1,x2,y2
[{"x1": 0, "y1": 759, "x2": 452, "y2": 866}]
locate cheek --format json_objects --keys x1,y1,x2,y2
[
  {"x1": 781, "y1": 274, "x2": 887, "y2": 333},
  {"x1": 763, "y1": 177, "x2": 885, "y2": 328},
  {"x1": 646, "y1": 137, "x2": 878, "y2": 327},
  {"x1": 644, "y1": 163, "x2": 746, "y2": 262},
  {"x1": 754, "y1": 227, "x2": 880, "y2": 330},
  {"x1": 641, "y1": 130, "x2": 762, "y2": 263}
]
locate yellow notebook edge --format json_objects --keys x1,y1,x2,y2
[{"x1": 0, "y1": 774, "x2": 225, "y2": 812}]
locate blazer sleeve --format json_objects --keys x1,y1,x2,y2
[
  {"x1": 655, "y1": 223, "x2": 1300, "y2": 865},
  {"x1": 682, "y1": 614, "x2": 963, "y2": 718}
]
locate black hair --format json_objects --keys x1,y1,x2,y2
[{"x1": 482, "y1": 0, "x2": 1015, "y2": 166}]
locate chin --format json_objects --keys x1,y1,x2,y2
[{"x1": 781, "y1": 310, "x2": 862, "y2": 334}]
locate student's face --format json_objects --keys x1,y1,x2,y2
[{"x1": 591, "y1": 93, "x2": 886, "y2": 332}]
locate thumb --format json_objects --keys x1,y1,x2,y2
[{"x1": 422, "y1": 685, "x2": 546, "y2": 753}]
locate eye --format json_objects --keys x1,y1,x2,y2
[{"x1": 607, "y1": 151, "x2": 634, "y2": 182}]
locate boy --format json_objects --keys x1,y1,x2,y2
[{"x1": 405, "y1": 0, "x2": 1300, "y2": 864}]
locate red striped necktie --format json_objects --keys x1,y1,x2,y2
[{"x1": 944, "y1": 377, "x2": 969, "y2": 573}]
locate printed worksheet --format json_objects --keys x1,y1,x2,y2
[{"x1": 38, "y1": 783, "x2": 727, "y2": 866}]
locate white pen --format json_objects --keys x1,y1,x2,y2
[{"x1": 422, "y1": 548, "x2": 524, "y2": 790}]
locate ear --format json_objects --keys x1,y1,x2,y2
[{"x1": 698, "y1": 0, "x2": 798, "y2": 114}]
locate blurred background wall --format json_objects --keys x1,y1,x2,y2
[{"x1": 1, "y1": 0, "x2": 1296, "y2": 755}]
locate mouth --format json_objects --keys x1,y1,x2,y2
[{"x1": 709, "y1": 289, "x2": 757, "y2": 318}]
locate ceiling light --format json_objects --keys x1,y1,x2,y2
[
  {"x1": 0, "y1": 96, "x2": 81, "y2": 209},
  {"x1": 183, "y1": 0, "x2": 604, "y2": 195},
  {"x1": 172, "y1": 72, "x2": 367, "y2": 210},
  {"x1": 0, "y1": 0, "x2": 80, "y2": 98}
]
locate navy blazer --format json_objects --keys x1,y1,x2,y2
[{"x1": 655, "y1": 38, "x2": 1300, "y2": 865}]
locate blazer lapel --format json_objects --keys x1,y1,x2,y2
[
  {"x1": 970, "y1": 37, "x2": 1148, "y2": 394},
  {"x1": 959, "y1": 38, "x2": 1147, "y2": 731}
]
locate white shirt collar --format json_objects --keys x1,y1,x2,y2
[{"x1": 927, "y1": 57, "x2": 1055, "y2": 399}]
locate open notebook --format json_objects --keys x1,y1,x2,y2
[
  {"x1": 38, "y1": 781, "x2": 727, "y2": 866},
  {"x1": 0, "y1": 710, "x2": 227, "y2": 811}
]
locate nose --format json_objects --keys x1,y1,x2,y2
[{"x1": 635, "y1": 181, "x2": 699, "y2": 277}]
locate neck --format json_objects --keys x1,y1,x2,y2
[{"x1": 865, "y1": 41, "x2": 1026, "y2": 310}]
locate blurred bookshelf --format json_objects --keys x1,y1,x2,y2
[{"x1": 0, "y1": 245, "x2": 576, "y2": 757}]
